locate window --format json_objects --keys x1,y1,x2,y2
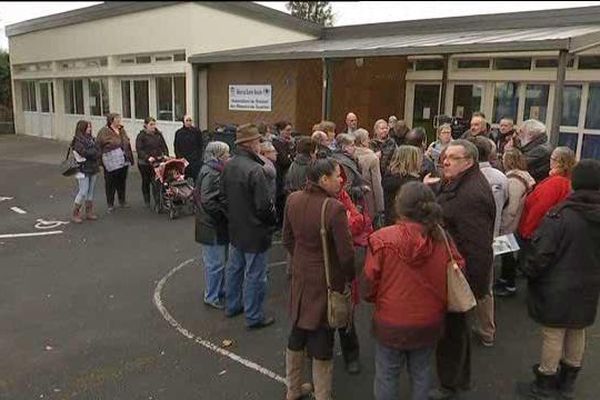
[
  {"x1": 493, "y1": 57, "x2": 531, "y2": 70},
  {"x1": 121, "y1": 81, "x2": 131, "y2": 118},
  {"x1": 493, "y1": 82, "x2": 519, "y2": 123},
  {"x1": 558, "y1": 132, "x2": 578, "y2": 153},
  {"x1": 524, "y1": 84, "x2": 549, "y2": 122},
  {"x1": 136, "y1": 56, "x2": 151, "y2": 64},
  {"x1": 415, "y1": 59, "x2": 443, "y2": 71},
  {"x1": 173, "y1": 53, "x2": 186, "y2": 62},
  {"x1": 156, "y1": 76, "x2": 186, "y2": 121},
  {"x1": 535, "y1": 57, "x2": 575, "y2": 69},
  {"x1": 134, "y1": 81, "x2": 149, "y2": 119},
  {"x1": 120, "y1": 58, "x2": 135, "y2": 65},
  {"x1": 64, "y1": 80, "x2": 84, "y2": 114},
  {"x1": 561, "y1": 85, "x2": 582, "y2": 127},
  {"x1": 585, "y1": 84, "x2": 600, "y2": 129},
  {"x1": 89, "y1": 78, "x2": 109, "y2": 116},
  {"x1": 21, "y1": 81, "x2": 37, "y2": 112},
  {"x1": 39, "y1": 82, "x2": 54, "y2": 113},
  {"x1": 578, "y1": 56, "x2": 600, "y2": 70},
  {"x1": 457, "y1": 59, "x2": 490, "y2": 69},
  {"x1": 155, "y1": 56, "x2": 172, "y2": 62},
  {"x1": 582, "y1": 135, "x2": 600, "y2": 160},
  {"x1": 99, "y1": 58, "x2": 108, "y2": 67},
  {"x1": 121, "y1": 80, "x2": 150, "y2": 120},
  {"x1": 452, "y1": 84, "x2": 483, "y2": 121}
]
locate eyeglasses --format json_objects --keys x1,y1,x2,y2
[
  {"x1": 445, "y1": 155, "x2": 469, "y2": 161},
  {"x1": 184, "y1": 119, "x2": 193, "y2": 122}
]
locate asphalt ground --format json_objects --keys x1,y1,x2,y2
[{"x1": 1, "y1": 134, "x2": 599, "y2": 400}]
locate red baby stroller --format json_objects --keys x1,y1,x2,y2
[{"x1": 152, "y1": 157, "x2": 195, "y2": 219}]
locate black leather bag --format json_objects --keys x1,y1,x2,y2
[{"x1": 60, "y1": 146, "x2": 80, "y2": 177}]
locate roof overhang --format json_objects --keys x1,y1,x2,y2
[{"x1": 5, "y1": 1, "x2": 322, "y2": 38}]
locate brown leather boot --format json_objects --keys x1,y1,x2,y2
[
  {"x1": 85, "y1": 201, "x2": 98, "y2": 221},
  {"x1": 72, "y1": 203, "x2": 83, "y2": 224},
  {"x1": 286, "y1": 349, "x2": 311, "y2": 400}
]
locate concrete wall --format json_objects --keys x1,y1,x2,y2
[
  {"x1": 9, "y1": 3, "x2": 315, "y2": 64},
  {"x1": 8, "y1": 2, "x2": 316, "y2": 144}
]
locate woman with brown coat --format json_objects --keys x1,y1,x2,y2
[
  {"x1": 283, "y1": 158, "x2": 355, "y2": 400},
  {"x1": 354, "y1": 128, "x2": 385, "y2": 223},
  {"x1": 96, "y1": 113, "x2": 134, "y2": 212}
]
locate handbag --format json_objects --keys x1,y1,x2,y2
[
  {"x1": 438, "y1": 225, "x2": 477, "y2": 313},
  {"x1": 60, "y1": 146, "x2": 80, "y2": 177},
  {"x1": 320, "y1": 198, "x2": 352, "y2": 329}
]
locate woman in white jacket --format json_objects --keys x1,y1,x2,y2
[{"x1": 496, "y1": 148, "x2": 536, "y2": 297}]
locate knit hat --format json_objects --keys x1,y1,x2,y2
[
  {"x1": 572, "y1": 159, "x2": 600, "y2": 191},
  {"x1": 235, "y1": 124, "x2": 262, "y2": 145}
]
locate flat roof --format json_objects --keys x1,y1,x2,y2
[
  {"x1": 4, "y1": 1, "x2": 323, "y2": 38},
  {"x1": 188, "y1": 25, "x2": 600, "y2": 63}
]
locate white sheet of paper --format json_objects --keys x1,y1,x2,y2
[
  {"x1": 493, "y1": 234, "x2": 521, "y2": 256},
  {"x1": 423, "y1": 107, "x2": 431, "y2": 120}
]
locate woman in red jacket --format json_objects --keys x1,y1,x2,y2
[
  {"x1": 518, "y1": 146, "x2": 576, "y2": 240},
  {"x1": 363, "y1": 181, "x2": 464, "y2": 400}
]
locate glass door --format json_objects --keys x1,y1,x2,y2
[
  {"x1": 452, "y1": 83, "x2": 484, "y2": 122},
  {"x1": 413, "y1": 84, "x2": 441, "y2": 143}
]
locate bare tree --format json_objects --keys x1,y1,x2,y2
[{"x1": 286, "y1": 1, "x2": 334, "y2": 26}]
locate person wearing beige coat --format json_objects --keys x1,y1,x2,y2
[{"x1": 354, "y1": 128, "x2": 385, "y2": 222}]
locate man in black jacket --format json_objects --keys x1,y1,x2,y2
[
  {"x1": 520, "y1": 159, "x2": 600, "y2": 400},
  {"x1": 513, "y1": 119, "x2": 554, "y2": 183},
  {"x1": 428, "y1": 139, "x2": 495, "y2": 400},
  {"x1": 221, "y1": 123, "x2": 277, "y2": 330},
  {"x1": 174, "y1": 115, "x2": 206, "y2": 180}
]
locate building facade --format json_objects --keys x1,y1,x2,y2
[{"x1": 7, "y1": 3, "x2": 600, "y2": 159}]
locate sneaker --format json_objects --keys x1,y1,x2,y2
[
  {"x1": 107, "y1": 206, "x2": 115, "y2": 214},
  {"x1": 495, "y1": 285, "x2": 517, "y2": 297},
  {"x1": 493, "y1": 278, "x2": 508, "y2": 289},
  {"x1": 345, "y1": 359, "x2": 361, "y2": 375},
  {"x1": 246, "y1": 316, "x2": 275, "y2": 330},
  {"x1": 203, "y1": 299, "x2": 225, "y2": 310}
]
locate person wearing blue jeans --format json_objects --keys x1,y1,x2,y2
[
  {"x1": 201, "y1": 244, "x2": 227, "y2": 306},
  {"x1": 195, "y1": 141, "x2": 231, "y2": 310},
  {"x1": 70, "y1": 119, "x2": 101, "y2": 223},
  {"x1": 225, "y1": 246, "x2": 268, "y2": 326},
  {"x1": 375, "y1": 344, "x2": 434, "y2": 400},
  {"x1": 220, "y1": 124, "x2": 278, "y2": 330}
]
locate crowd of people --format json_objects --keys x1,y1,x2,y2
[{"x1": 66, "y1": 110, "x2": 600, "y2": 400}]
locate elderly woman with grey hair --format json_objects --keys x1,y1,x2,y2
[
  {"x1": 354, "y1": 128, "x2": 385, "y2": 223},
  {"x1": 195, "y1": 141, "x2": 231, "y2": 310}
]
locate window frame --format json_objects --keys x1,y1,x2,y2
[
  {"x1": 21, "y1": 81, "x2": 37, "y2": 112},
  {"x1": 63, "y1": 79, "x2": 84, "y2": 115},
  {"x1": 155, "y1": 75, "x2": 186, "y2": 122},
  {"x1": 121, "y1": 79, "x2": 151, "y2": 121},
  {"x1": 39, "y1": 81, "x2": 54, "y2": 114},
  {"x1": 88, "y1": 78, "x2": 109, "y2": 116}
]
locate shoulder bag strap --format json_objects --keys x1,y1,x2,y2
[
  {"x1": 320, "y1": 197, "x2": 332, "y2": 289},
  {"x1": 437, "y1": 224, "x2": 457, "y2": 268}
]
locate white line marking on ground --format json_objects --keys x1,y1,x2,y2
[
  {"x1": 0, "y1": 230, "x2": 63, "y2": 239},
  {"x1": 0, "y1": 196, "x2": 14, "y2": 202},
  {"x1": 269, "y1": 261, "x2": 288, "y2": 267},
  {"x1": 153, "y1": 259, "x2": 286, "y2": 385},
  {"x1": 10, "y1": 206, "x2": 27, "y2": 214},
  {"x1": 35, "y1": 219, "x2": 70, "y2": 230}
]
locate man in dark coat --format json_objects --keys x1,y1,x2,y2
[
  {"x1": 428, "y1": 139, "x2": 495, "y2": 400},
  {"x1": 221, "y1": 124, "x2": 277, "y2": 330},
  {"x1": 312, "y1": 130, "x2": 333, "y2": 159},
  {"x1": 404, "y1": 127, "x2": 437, "y2": 178},
  {"x1": 519, "y1": 159, "x2": 600, "y2": 400},
  {"x1": 272, "y1": 122, "x2": 296, "y2": 228},
  {"x1": 285, "y1": 137, "x2": 316, "y2": 194},
  {"x1": 514, "y1": 119, "x2": 554, "y2": 183},
  {"x1": 370, "y1": 119, "x2": 397, "y2": 176},
  {"x1": 461, "y1": 112, "x2": 491, "y2": 140},
  {"x1": 174, "y1": 115, "x2": 206, "y2": 180}
]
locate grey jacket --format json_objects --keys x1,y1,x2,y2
[
  {"x1": 479, "y1": 162, "x2": 509, "y2": 238},
  {"x1": 355, "y1": 146, "x2": 384, "y2": 218},
  {"x1": 195, "y1": 160, "x2": 228, "y2": 245}
]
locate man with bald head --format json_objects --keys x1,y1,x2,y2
[
  {"x1": 461, "y1": 113, "x2": 490, "y2": 140},
  {"x1": 174, "y1": 114, "x2": 206, "y2": 180},
  {"x1": 345, "y1": 112, "x2": 358, "y2": 137}
]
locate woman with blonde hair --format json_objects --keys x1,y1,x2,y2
[
  {"x1": 382, "y1": 145, "x2": 423, "y2": 226},
  {"x1": 426, "y1": 123, "x2": 452, "y2": 166}
]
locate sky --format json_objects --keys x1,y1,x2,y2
[{"x1": 2, "y1": 1, "x2": 600, "y2": 50}]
